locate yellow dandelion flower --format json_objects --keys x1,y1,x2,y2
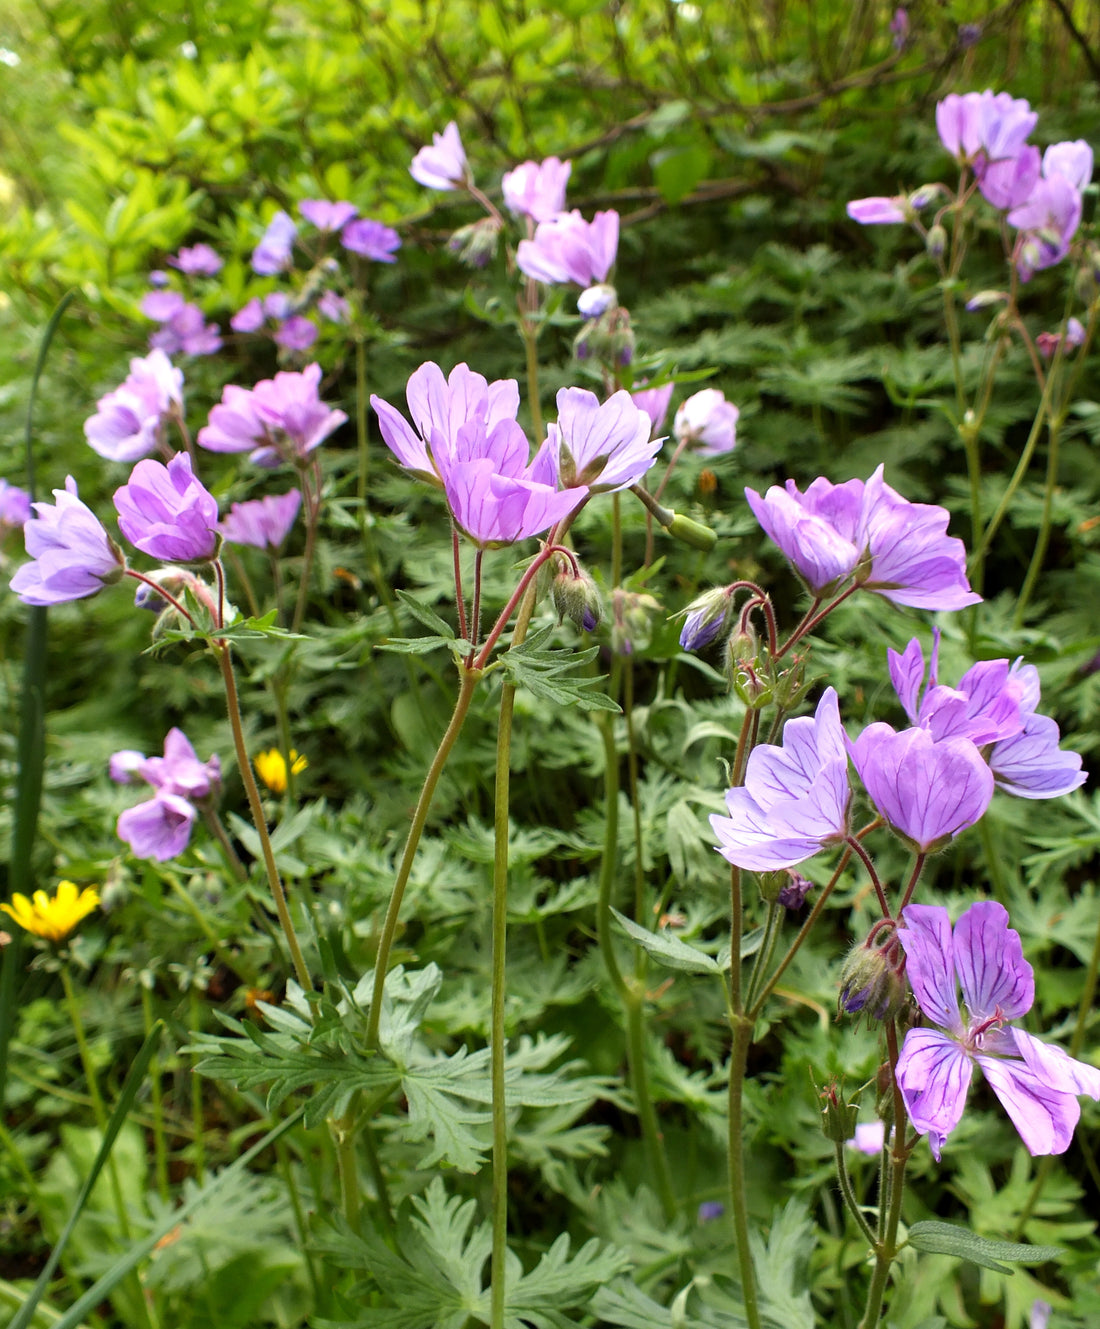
[
  {"x1": 254, "y1": 747, "x2": 307, "y2": 794},
  {"x1": 1, "y1": 880, "x2": 100, "y2": 942}
]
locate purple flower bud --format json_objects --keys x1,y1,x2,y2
[
  {"x1": 847, "y1": 196, "x2": 908, "y2": 225},
  {"x1": 697, "y1": 1201, "x2": 725, "y2": 1222},
  {"x1": 777, "y1": 871, "x2": 813, "y2": 910},
  {"x1": 678, "y1": 587, "x2": 733, "y2": 652},
  {"x1": 577, "y1": 282, "x2": 616, "y2": 319},
  {"x1": 410, "y1": 121, "x2": 468, "y2": 191},
  {"x1": 114, "y1": 453, "x2": 220, "y2": 563},
  {"x1": 109, "y1": 749, "x2": 146, "y2": 783},
  {"x1": 340, "y1": 218, "x2": 401, "y2": 261},
  {"x1": 10, "y1": 478, "x2": 125, "y2": 606},
  {"x1": 957, "y1": 22, "x2": 981, "y2": 47},
  {"x1": 889, "y1": 8, "x2": 909, "y2": 50},
  {"x1": 148, "y1": 269, "x2": 169, "y2": 288},
  {"x1": 673, "y1": 389, "x2": 739, "y2": 456}
]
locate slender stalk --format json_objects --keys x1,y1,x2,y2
[
  {"x1": 833, "y1": 1140, "x2": 878, "y2": 1246},
  {"x1": 1013, "y1": 412, "x2": 1064, "y2": 626},
  {"x1": 189, "y1": 986, "x2": 206, "y2": 1186},
  {"x1": 727, "y1": 1011, "x2": 761, "y2": 1329},
  {"x1": 331, "y1": 1105, "x2": 361, "y2": 1228},
  {"x1": 521, "y1": 307, "x2": 544, "y2": 443},
  {"x1": 361, "y1": 1121, "x2": 394, "y2": 1233},
  {"x1": 489, "y1": 665, "x2": 518, "y2": 1329},
  {"x1": 141, "y1": 986, "x2": 169, "y2": 1202},
  {"x1": 291, "y1": 460, "x2": 322, "y2": 634},
  {"x1": 857, "y1": 1022, "x2": 910, "y2": 1328},
  {"x1": 202, "y1": 808, "x2": 248, "y2": 882},
  {"x1": 366, "y1": 667, "x2": 480, "y2": 1048},
  {"x1": 214, "y1": 641, "x2": 313, "y2": 993}
]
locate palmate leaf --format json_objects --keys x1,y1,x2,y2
[
  {"x1": 500, "y1": 624, "x2": 619, "y2": 711},
  {"x1": 317, "y1": 1178, "x2": 628, "y2": 1329}
]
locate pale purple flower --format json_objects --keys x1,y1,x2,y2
[
  {"x1": 516, "y1": 210, "x2": 619, "y2": 286},
  {"x1": 1043, "y1": 140, "x2": 1093, "y2": 191},
  {"x1": 438, "y1": 443, "x2": 585, "y2": 550},
  {"x1": 371, "y1": 361, "x2": 520, "y2": 484},
  {"x1": 251, "y1": 210, "x2": 298, "y2": 275},
  {"x1": 710, "y1": 688, "x2": 850, "y2": 871},
  {"x1": 958, "y1": 22, "x2": 981, "y2": 47},
  {"x1": 888, "y1": 633, "x2": 1085, "y2": 799},
  {"x1": 199, "y1": 364, "x2": 346, "y2": 464},
  {"x1": 502, "y1": 156, "x2": 571, "y2": 223},
  {"x1": 697, "y1": 1201, "x2": 724, "y2": 1222},
  {"x1": 299, "y1": 199, "x2": 358, "y2": 232},
  {"x1": 340, "y1": 218, "x2": 401, "y2": 261},
  {"x1": 0, "y1": 479, "x2": 32, "y2": 532},
  {"x1": 1030, "y1": 1301, "x2": 1052, "y2": 1329},
  {"x1": 141, "y1": 290, "x2": 186, "y2": 322},
  {"x1": 577, "y1": 283, "x2": 616, "y2": 319},
  {"x1": 139, "y1": 727, "x2": 221, "y2": 802},
  {"x1": 1009, "y1": 175, "x2": 1083, "y2": 281},
  {"x1": 220, "y1": 489, "x2": 302, "y2": 550},
  {"x1": 673, "y1": 389, "x2": 739, "y2": 456},
  {"x1": 109, "y1": 749, "x2": 146, "y2": 784},
  {"x1": 847, "y1": 724, "x2": 994, "y2": 852},
  {"x1": 114, "y1": 452, "x2": 220, "y2": 563},
  {"x1": 936, "y1": 91, "x2": 1036, "y2": 168},
  {"x1": 977, "y1": 144, "x2": 1041, "y2": 210},
  {"x1": 149, "y1": 270, "x2": 169, "y2": 288},
  {"x1": 746, "y1": 465, "x2": 979, "y2": 609},
  {"x1": 631, "y1": 383, "x2": 674, "y2": 436},
  {"x1": 846, "y1": 196, "x2": 908, "y2": 225},
  {"x1": 847, "y1": 1122, "x2": 886, "y2": 1154},
  {"x1": 409, "y1": 121, "x2": 468, "y2": 191},
  {"x1": 897, "y1": 901, "x2": 1100, "y2": 1159},
  {"x1": 117, "y1": 793, "x2": 197, "y2": 861},
  {"x1": 10, "y1": 478, "x2": 124, "y2": 605},
  {"x1": 150, "y1": 302, "x2": 222, "y2": 357},
  {"x1": 274, "y1": 315, "x2": 318, "y2": 351},
  {"x1": 169, "y1": 243, "x2": 223, "y2": 275},
  {"x1": 544, "y1": 386, "x2": 660, "y2": 492}
]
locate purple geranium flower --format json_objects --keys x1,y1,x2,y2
[
  {"x1": 198, "y1": 364, "x2": 346, "y2": 465},
  {"x1": 897, "y1": 901, "x2": 1100, "y2": 1159},
  {"x1": 149, "y1": 302, "x2": 222, "y2": 358},
  {"x1": 673, "y1": 389, "x2": 739, "y2": 456},
  {"x1": 1043, "y1": 140, "x2": 1094, "y2": 191},
  {"x1": 438, "y1": 449, "x2": 584, "y2": 550},
  {"x1": 748, "y1": 466, "x2": 979, "y2": 610},
  {"x1": 0, "y1": 479, "x2": 32, "y2": 533},
  {"x1": 1009, "y1": 175, "x2": 1083, "y2": 281},
  {"x1": 936, "y1": 91, "x2": 1037, "y2": 169},
  {"x1": 710, "y1": 687, "x2": 851, "y2": 871},
  {"x1": 251, "y1": 210, "x2": 298, "y2": 275},
  {"x1": 84, "y1": 350, "x2": 183, "y2": 463},
  {"x1": 220, "y1": 489, "x2": 302, "y2": 550},
  {"x1": 371, "y1": 361, "x2": 521, "y2": 484},
  {"x1": 977, "y1": 144, "x2": 1041, "y2": 211},
  {"x1": 516, "y1": 210, "x2": 619, "y2": 287},
  {"x1": 341, "y1": 218, "x2": 401, "y2": 261},
  {"x1": 631, "y1": 383, "x2": 674, "y2": 437},
  {"x1": 117, "y1": 793, "x2": 198, "y2": 861},
  {"x1": 274, "y1": 315, "x2": 318, "y2": 351},
  {"x1": 888, "y1": 633, "x2": 1085, "y2": 799},
  {"x1": 10, "y1": 478, "x2": 125, "y2": 605},
  {"x1": 114, "y1": 452, "x2": 220, "y2": 563},
  {"x1": 109, "y1": 749, "x2": 146, "y2": 783},
  {"x1": 846, "y1": 196, "x2": 909, "y2": 225},
  {"x1": 138, "y1": 727, "x2": 221, "y2": 802},
  {"x1": 169, "y1": 244, "x2": 223, "y2": 275},
  {"x1": 544, "y1": 386, "x2": 660, "y2": 492},
  {"x1": 410, "y1": 121, "x2": 468, "y2": 191},
  {"x1": 847, "y1": 723, "x2": 994, "y2": 852},
  {"x1": 299, "y1": 199, "x2": 358, "y2": 232},
  {"x1": 502, "y1": 157, "x2": 571, "y2": 223}
]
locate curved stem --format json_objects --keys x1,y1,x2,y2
[
  {"x1": 213, "y1": 642, "x2": 313, "y2": 993},
  {"x1": 366, "y1": 667, "x2": 481, "y2": 1048},
  {"x1": 834, "y1": 1139, "x2": 878, "y2": 1246},
  {"x1": 845, "y1": 834, "x2": 891, "y2": 917}
]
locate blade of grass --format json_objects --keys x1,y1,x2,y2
[
  {"x1": 7, "y1": 1018, "x2": 165, "y2": 1329},
  {"x1": 0, "y1": 290, "x2": 76, "y2": 1113}
]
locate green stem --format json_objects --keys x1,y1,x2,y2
[
  {"x1": 624, "y1": 996, "x2": 676, "y2": 1219},
  {"x1": 857, "y1": 1022, "x2": 909, "y2": 1328},
  {"x1": 331, "y1": 1104, "x2": 361, "y2": 1229},
  {"x1": 190, "y1": 986, "x2": 206, "y2": 1186},
  {"x1": 833, "y1": 1140, "x2": 878, "y2": 1247},
  {"x1": 727, "y1": 1012, "x2": 761, "y2": 1329},
  {"x1": 141, "y1": 986, "x2": 169, "y2": 1202},
  {"x1": 215, "y1": 641, "x2": 313, "y2": 992},
  {"x1": 1013, "y1": 412, "x2": 1064, "y2": 626},
  {"x1": 521, "y1": 302, "x2": 544, "y2": 443},
  {"x1": 366, "y1": 667, "x2": 480, "y2": 1048},
  {"x1": 59, "y1": 964, "x2": 132, "y2": 1240},
  {"x1": 490, "y1": 674, "x2": 518, "y2": 1329},
  {"x1": 202, "y1": 808, "x2": 248, "y2": 883},
  {"x1": 291, "y1": 460, "x2": 322, "y2": 634}
]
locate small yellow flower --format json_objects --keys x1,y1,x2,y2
[
  {"x1": 254, "y1": 747, "x2": 307, "y2": 794},
  {"x1": 1, "y1": 881, "x2": 100, "y2": 942}
]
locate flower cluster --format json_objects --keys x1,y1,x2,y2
[
  {"x1": 848, "y1": 90, "x2": 1091, "y2": 282},
  {"x1": 113, "y1": 728, "x2": 222, "y2": 861},
  {"x1": 199, "y1": 363, "x2": 347, "y2": 466}
]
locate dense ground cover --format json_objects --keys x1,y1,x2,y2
[{"x1": 2, "y1": 1, "x2": 1100, "y2": 1325}]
